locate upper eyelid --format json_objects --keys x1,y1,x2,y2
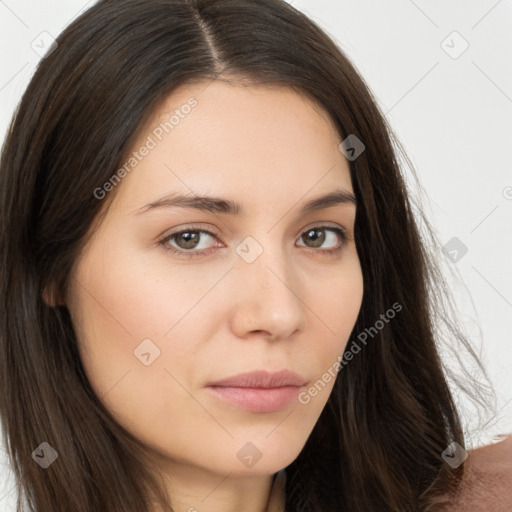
[
  {"x1": 160, "y1": 223, "x2": 348, "y2": 247},
  {"x1": 161, "y1": 222, "x2": 347, "y2": 240}
]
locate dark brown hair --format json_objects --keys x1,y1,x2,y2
[{"x1": 0, "y1": 1, "x2": 494, "y2": 510}]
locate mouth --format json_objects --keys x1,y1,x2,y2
[{"x1": 205, "y1": 369, "x2": 307, "y2": 413}]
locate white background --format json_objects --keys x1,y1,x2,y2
[{"x1": 1, "y1": 0, "x2": 511, "y2": 508}]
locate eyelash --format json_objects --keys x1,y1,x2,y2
[{"x1": 158, "y1": 224, "x2": 348, "y2": 259}]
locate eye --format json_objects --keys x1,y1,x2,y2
[
  {"x1": 158, "y1": 224, "x2": 347, "y2": 258},
  {"x1": 296, "y1": 226, "x2": 347, "y2": 254},
  {"x1": 159, "y1": 225, "x2": 220, "y2": 258}
]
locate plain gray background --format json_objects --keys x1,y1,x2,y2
[{"x1": 1, "y1": 0, "x2": 511, "y2": 508}]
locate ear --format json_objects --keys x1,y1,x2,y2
[{"x1": 42, "y1": 282, "x2": 65, "y2": 307}]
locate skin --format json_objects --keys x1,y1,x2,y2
[{"x1": 55, "y1": 80, "x2": 364, "y2": 512}]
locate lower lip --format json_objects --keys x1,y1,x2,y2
[{"x1": 206, "y1": 385, "x2": 302, "y2": 412}]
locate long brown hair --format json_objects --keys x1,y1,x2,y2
[{"x1": 0, "y1": 0, "x2": 494, "y2": 510}]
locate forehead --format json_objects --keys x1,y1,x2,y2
[{"x1": 109, "y1": 80, "x2": 353, "y2": 213}]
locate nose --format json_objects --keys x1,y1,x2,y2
[{"x1": 229, "y1": 244, "x2": 308, "y2": 342}]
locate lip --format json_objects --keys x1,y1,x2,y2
[
  {"x1": 205, "y1": 370, "x2": 307, "y2": 413},
  {"x1": 206, "y1": 369, "x2": 307, "y2": 388}
]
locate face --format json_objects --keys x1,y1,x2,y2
[{"x1": 64, "y1": 79, "x2": 363, "y2": 481}]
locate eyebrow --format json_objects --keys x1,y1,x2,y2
[{"x1": 133, "y1": 187, "x2": 357, "y2": 216}]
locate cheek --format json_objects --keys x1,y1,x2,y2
[
  {"x1": 69, "y1": 260, "x2": 209, "y2": 448},
  {"x1": 292, "y1": 263, "x2": 363, "y2": 418},
  {"x1": 68, "y1": 243, "x2": 226, "y2": 423},
  {"x1": 312, "y1": 255, "x2": 364, "y2": 351}
]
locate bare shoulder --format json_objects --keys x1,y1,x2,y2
[{"x1": 448, "y1": 433, "x2": 512, "y2": 511}]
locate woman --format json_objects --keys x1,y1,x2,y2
[{"x1": 0, "y1": 1, "x2": 510, "y2": 511}]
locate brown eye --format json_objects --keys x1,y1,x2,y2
[
  {"x1": 301, "y1": 228, "x2": 326, "y2": 248},
  {"x1": 170, "y1": 230, "x2": 204, "y2": 250},
  {"x1": 297, "y1": 226, "x2": 346, "y2": 251},
  {"x1": 160, "y1": 227, "x2": 220, "y2": 258}
]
